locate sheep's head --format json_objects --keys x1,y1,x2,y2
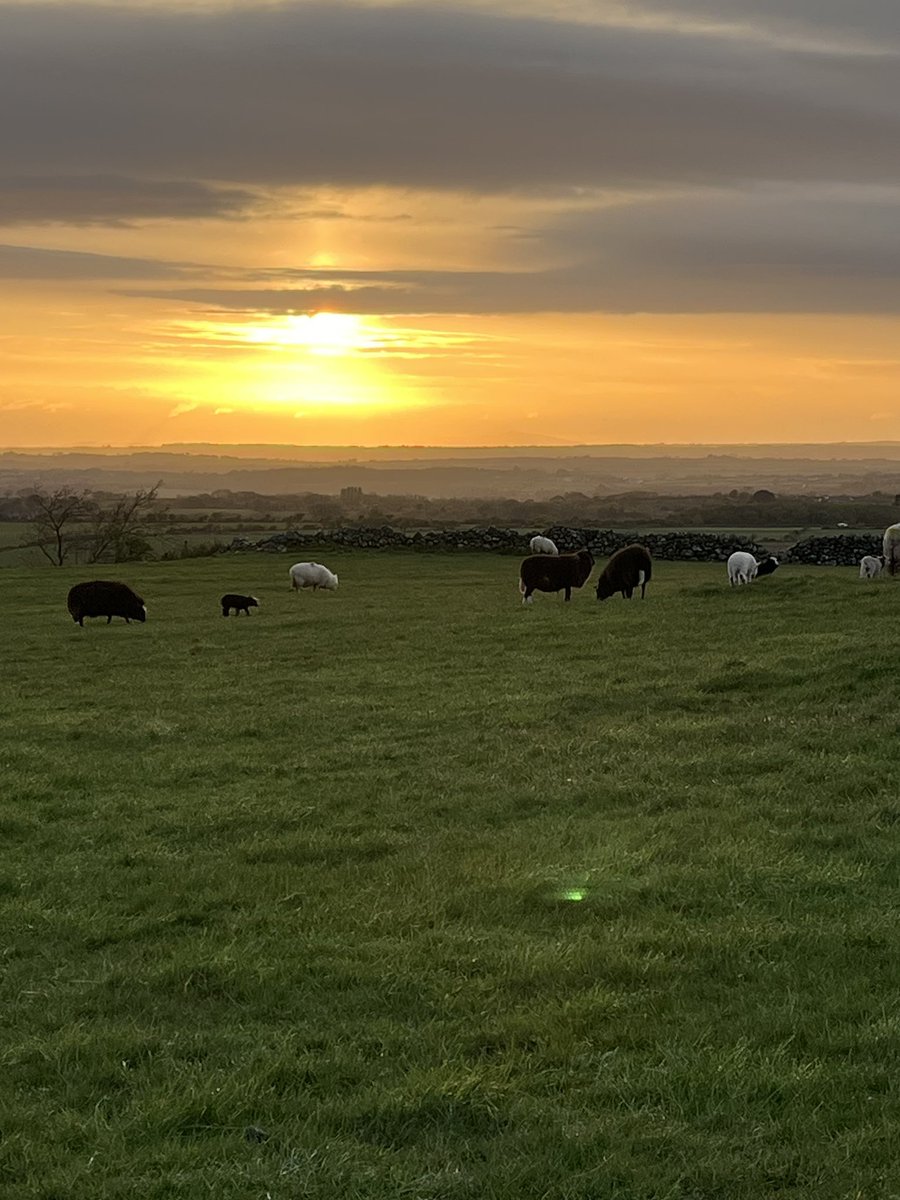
[{"x1": 576, "y1": 549, "x2": 594, "y2": 582}]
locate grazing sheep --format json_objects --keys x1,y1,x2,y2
[
  {"x1": 755, "y1": 555, "x2": 779, "y2": 579},
  {"x1": 860, "y1": 555, "x2": 884, "y2": 580},
  {"x1": 727, "y1": 551, "x2": 759, "y2": 586},
  {"x1": 883, "y1": 524, "x2": 900, "y2": 576},
  {"x1": 529, "y1": 535, "x2": 559, "y2": 556},
  {"x1": 289, "y1": 561, "x2": 339, "y2": 592},
  {"x1": 519, "y1": 548, "x2": 593, "y2": 604},
  {"x1": 221, "y1": 593, "x2": 259, "y2": 616},
  {"x1": 595, "y1": 544, "x2": 652, "y2": 600},
  {"x1": 67, "y1": 580, "x2": 146, "y2": 627}
]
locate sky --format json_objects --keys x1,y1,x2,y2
[{"x1": 1, "y1": 0, "x2": 899, "y2": 447}]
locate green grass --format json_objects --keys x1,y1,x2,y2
[
  {"x1": 2, "y1": 554, "x2": 900, "y2": 1198},
  {"x1": 0, "y1": 523, "x2": 45, "y2": 568}
]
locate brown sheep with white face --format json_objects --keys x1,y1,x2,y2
[
  {"x1": 595, "y1": 544, "x2": 652, "y2": 601},
  {"x1": 519, "y1": 548, "x2": 594, "y2": 604}
]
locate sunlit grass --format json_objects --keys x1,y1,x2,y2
[{"x1": 2, "y1": 554, "x2": 900, "y2": 1198}]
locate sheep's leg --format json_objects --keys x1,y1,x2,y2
[
  {"x1": 107, "y1": 615, "x2": 112, "y2": 624},
  {"x1": 564, "y1": 586, "x2": 572, "y2": 601}
]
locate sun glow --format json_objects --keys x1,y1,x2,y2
[
  {"x1": 243, "y1": 312, "x2": 373, "y2": 357},
  {"x1": 158, "y1": 310, "x2": 431, "y2": 417}
]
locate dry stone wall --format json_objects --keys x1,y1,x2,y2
[
  {"x1": 222, "y1": 526, "x2": 889, "y2": 565},
  {"x1": 224, "y1": 526, "x2": 771, "y2": 561},
  {"x1": 782, "y1": 535, "x2": 882, "y2": 566}
]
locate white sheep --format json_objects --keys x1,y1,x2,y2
[
  {"x1": 883, "y1": 524, "x2": 900, "y2": 577},
  {"x1": 289, "y1": 562, "x2": 339, "y2": 592},
  {"x1": 529, "y1": 535, "x2": 559, "y2": 555},
  {"x1": 727, "y1": 551, "x2": 758, "y2": 586},
  {"x1": 860, "y1": 555, "x2": 884, "y2": 580}
]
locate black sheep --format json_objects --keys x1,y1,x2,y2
[
  {"x1": 221, "y1": 593, "x2": 259, "y2": 617},
  {"x1": 595, "y1": 544, "x2": 652, "y2": 600},
  {"x1": 519, "y1": 548, "x2": 594, "y2": 604},
  {"x1": 67, "y1": 580, "x2": 146, "y2": 626}
]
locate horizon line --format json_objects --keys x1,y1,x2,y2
[{"x1": 4, "y1": 440, "x2": 900, "y2": 455}]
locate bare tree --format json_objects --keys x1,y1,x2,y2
[
  {"x1": 27, "y1": 485, "x2": 93, "y2": 566},
  {"x1": 87, "y1": 482, "x2": 164, "y2": 563}
]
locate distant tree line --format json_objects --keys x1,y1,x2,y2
[
  {"x1": 2, "y1": 484, "x2": 898, "y2": 566},
  {"x1": 117, "y1": 486, "x2": 900, "y2": 530}
]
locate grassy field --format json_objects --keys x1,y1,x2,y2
[{"x1": 2, "y1": 553, "x2": 900, "y2": 1199}]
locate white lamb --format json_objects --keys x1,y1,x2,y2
[
  {"x1": 727, "y1": 551, "x2": 758, "y2": 586},
  {"x1": 529, "y1": 535, "x2": 559, "y2": 555},
  {"x1": 860, "y1": 555, "x2": 884, "y2": 580},
  {"x1": 289, "y1": 562, "x2": 339, "y2": 592}
]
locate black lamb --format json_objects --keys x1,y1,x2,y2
[{"x1": 221, "y1": 593, "x2": 259, "y2": 616}]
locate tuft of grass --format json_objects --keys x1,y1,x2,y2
[{"x1": 2, "y1": 554, "x2": 900, "y2": 1197}]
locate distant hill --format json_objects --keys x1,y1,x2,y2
[
  {"x1": 2, "y1": 444, "x2": 900, "y2": 498},
  {"x1": 6, "y1": 441, "x2": 900, "y2": 461}
]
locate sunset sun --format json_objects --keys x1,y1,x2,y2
[
  {"x1": 243, "y1": 312, "x2": 370, "y2": 357},
  {"x1": 162, "y1": 309, "x2": 430, "y2": 418}
]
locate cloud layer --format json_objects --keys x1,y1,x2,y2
[
  {"x1": 2, "y1": 1, "x2": 899, "y2": 316},
  {"x1": 105, "y1": 183, "x2": 900, "y2": 314},
  {"x1": 0, "y1": 175, "x2": 259, "y2": 226},
  {"x1": 2, "y1": 1, "x2": 898, "y2": 192}
]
